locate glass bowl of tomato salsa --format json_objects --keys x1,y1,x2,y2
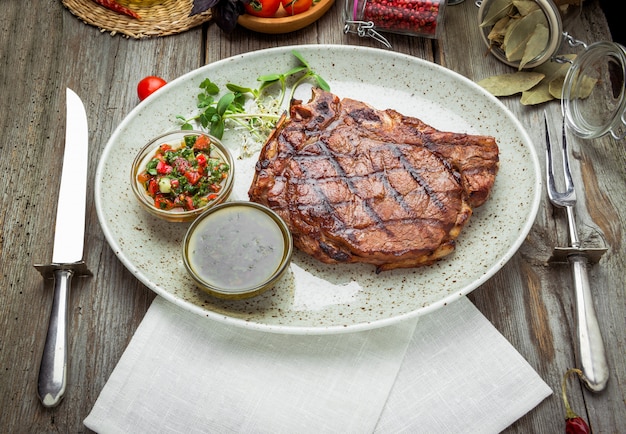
[
  {"x1": 131, "y1": 130, "x2": 234, "y2": 223},
  {"x1": 183, "y1": 201, "x2": 294, "y2": 299}
]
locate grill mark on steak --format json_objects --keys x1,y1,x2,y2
[
  {"x1": 348, "y1": 107, "x2": 382, "y2": 123},
  {"x1": 389, "y1": 145, "x2": 449, "y2": 213},
  {"x1": 375, "y1": 169, "x2": 414, "y2": 218},
  {"x1": 294, "y1": 135, "x2": 454, "y2": 238},
  {"x1": 249, "y1": 88, "x2": 499, "y2": 272},
  {"x1": 312, "y1": 137, "x2": 390, "y2": 233}
]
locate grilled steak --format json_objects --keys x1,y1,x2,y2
[{"x1": 248, "y1": 88, "x2": 499, "y2": 272}]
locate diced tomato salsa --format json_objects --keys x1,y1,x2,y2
[{"x1": 138, "y1": 134, "x2": 230, "y2": 211}]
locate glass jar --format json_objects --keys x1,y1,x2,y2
[
  {"x1": 562, "y1": 41, "x2": 626, "y2": 140},
  {"x1": 478, "y1": 0, "x2": 626, "y2": 140},
  {"x1": 477, "y1": 0, "x2": 582, "y2": 69},
  {"x1": 344, "y1": 0, "x2": 447, "y2": 47}
]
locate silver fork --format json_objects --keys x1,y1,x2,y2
[{"x1": 545, "y1": 111, "x2": 609, "y2": 392}]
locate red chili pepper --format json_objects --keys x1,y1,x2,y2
[
  {"x1": 562, "y1": 369, "x2": 591, "y2": 434},
  {"x1": 566, "y1": 416, "x2": 590, "y2": 434},
  {"x1": 92, "y1": 0, "x2": 141, "y2": 19}
]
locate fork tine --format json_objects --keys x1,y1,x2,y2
[
  {"x1": 545, "y1": 111, "x2": 576, "y2": 207},
  {"x1": 545, "y1": 111, "x2": 560, "y2": 204},
  {"x1": 560, "y1": 118, "x2": 575, "y2": 195}
]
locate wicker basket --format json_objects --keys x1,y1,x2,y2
[{"x1": 62, "y1": 0, "x2": 213, "y2": 38}]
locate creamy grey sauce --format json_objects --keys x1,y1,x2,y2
[{"x1": 187, "y1": 205, "x2": 285, "y2": 291}]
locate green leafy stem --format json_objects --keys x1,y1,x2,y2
[{"x1": 177, "y1": 50, "x2": 330, "y2": 141}]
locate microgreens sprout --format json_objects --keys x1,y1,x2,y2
[{"x1": 177, "y1": 50, "x2": 330, "y2": 157}]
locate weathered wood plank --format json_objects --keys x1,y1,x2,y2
[{"x1": 0, "y1": 0, "x2": 623, "y2": 432}]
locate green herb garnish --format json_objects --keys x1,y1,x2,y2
[{"x1": 177, "y1": 50, "x2": 330, "y2": 156}]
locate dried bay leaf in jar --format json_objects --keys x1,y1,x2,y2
[
  {"x1": 478, "y1": 0, "x2": 626, "y2": 140},
  {"x1": 477, "y1": 0, "x2": 582, "y2": 69},
  {"x1": 344, "y1": 0, "x2": 447, "y2": 48}
]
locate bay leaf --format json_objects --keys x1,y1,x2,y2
[
  {"x1": 501, "y1": 16, "x2": 521, "y2": 51},
  {"x1": 519, "y1": 23, "x2": 549, "y2": 69},
  {"x1": 549, "y1": 76, "x2": 566, "y2": 98},
  {"x1": 533, "y1": 54, "x2": 576, "y2": 79},
  {"x1": 519, "y1": 56, "x2": 575, "y2": 105},
  {"x1": 575, "y1": 76, "x2": 599, "y2": 98},
  {"x1": 512, "y1": 0, "x2": 539, "y2": 16},
  {"x1": 480, "y1": 0, "x2": 514, "y2": 28},
  {"x1": 521, "y1": 82, "x2": 554, "y2": 105},
  {"x1": 504, "y1": 9, "x2": 548, "y2": 62},
  {"x1": 488, "y1": 16, "x2": 510, "y2": 45},
  {"x1": 477, "y1": 72, "x2": 545, "y2": 96},
  {"x1": 549, "y1": 75, "x2": 598, "y2": 99},
  {"x1": 553, "y1": 0, "x2": 581, "y2": 7}
]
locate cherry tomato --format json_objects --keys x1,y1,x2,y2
[
  {"x1": 137, "y1": 76, "x2": 167, "y2": 101},
  {"x1": 244, "y1": 0, "x2": 281, "y2": 17},
  {"x1": 281, "y1": 0, "x2": 312, "y2": 15}
]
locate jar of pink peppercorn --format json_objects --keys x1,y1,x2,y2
[{"x1": 344, "y1": 0, "x2": 447, "y2": 47}]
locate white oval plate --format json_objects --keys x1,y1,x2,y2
[{"x1": 95, "y1": 45, "x2": 541, "y2": 335}]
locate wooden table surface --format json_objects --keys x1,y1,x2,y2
[{"x1": 1, "y1": 0, "x2": 624, "y2": 432}]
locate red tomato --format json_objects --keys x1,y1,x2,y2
[
  {"x1": 147, "y1": 178, "x2": 160, "y2": 196},
  {"x1": 184, "y1": 170, "x2": 202, "y2": 186},
  {"x1": 137, "y1": 76, "x2": 167, "y2": 101},
  {"x1": 154, "y1": 195, "x2": 174, "y2": 210},
  {"x1": 192, "y1": 134, "x2": 211, "y2": 151},
  {"x1": 244, "y1": 0, "x2": 281, "y2": 17},
  {"x1": 281, "y1": 0, "x2": 312, "y2": 15}
]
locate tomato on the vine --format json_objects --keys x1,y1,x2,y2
[
  {"x1": 137, "y1": 76, "x2": 167, "y2": 101},
  {"x1": 244, "y1": 0, "x2": 281, "y2": 17},
  {"x1": 281, "y1": 0, "x2": 313, "y2": 15}
]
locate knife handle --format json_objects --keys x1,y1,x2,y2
[
  {"x1": 38, "y1": 268, "x2": 73, "y2": 407},
  {"x1": 569, "y1": 254, "x2": 609, "y2": 392}
]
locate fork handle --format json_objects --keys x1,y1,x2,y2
[{"x1": 569, "y1": 254, "x2": 609, "y2": 392}]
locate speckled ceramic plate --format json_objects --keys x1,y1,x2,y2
[{"x1": 95, "y1": 45, "x2": 541, "y2": 335}]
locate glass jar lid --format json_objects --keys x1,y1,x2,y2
[{"x1": 562, "y1": 41, "x2": 626, "y2": 140}]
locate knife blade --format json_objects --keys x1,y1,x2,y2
[{"x1": 34, "y1": 88, "x2": 91, "y2": 407}]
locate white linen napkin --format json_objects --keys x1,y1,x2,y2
[{"x1": 84, "y1": 296, "x2": 551, "y2": 434}]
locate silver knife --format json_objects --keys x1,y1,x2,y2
[{"x1": 34, "y1": 88, "x2": 91, "y2": 407}]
